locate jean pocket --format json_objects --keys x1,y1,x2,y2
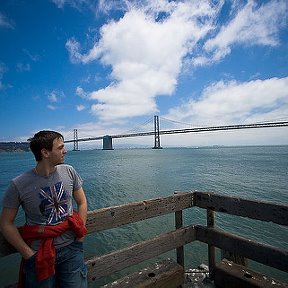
[
  {"x1": 80, "y1": 263, "x2": 88, "y2": 279},
  {"x1": 79, "y1": 264, "x2": 88, "y2": 288}
]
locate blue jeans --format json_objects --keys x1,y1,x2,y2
[{"x1": 23, "y1": 240, "x2": 87, "y2": 288}]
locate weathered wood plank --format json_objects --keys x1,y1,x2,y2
[
  {"x1": 86, "y1": 225, "x2": 196, "y2": 281},
  {"x1": 195, "y1": 225, "x2": 288, "y2": 273},
  {"x1": 103, "y1": 259, "x2": 185, "y2": 288},
  {"x1": 214, "y1": 259, "x2": 288, "y2": 288},
  {"x1": 86, "y1": 192, "x2": 194, "y2": 233},
  {"x1": 194, "y1": 191, "x2": 288, "y2": 226}
]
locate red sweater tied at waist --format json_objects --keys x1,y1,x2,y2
[{"x1": 18, "y1": 211, "x2": 87, "y2": 286}]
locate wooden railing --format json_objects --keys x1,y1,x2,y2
[{"x1": 0, "y1": 191, "x2": 288, "y2": 286}]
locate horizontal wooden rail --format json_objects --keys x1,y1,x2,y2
[
  {"x1": 194, "y1": 191, "x2": 288, "y2": 226},
  {"x1": 86, "y1": 225, "x2": 196, "y2": 281},
  {"x1": 86, "y1": 192, "x2": 194, "y2": 233},
  {"x1": 195, "y1": 225, "x2": 288, "y2": 273}
]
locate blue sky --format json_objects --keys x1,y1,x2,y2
[{"x1": 0, "y1": 0, "x2": 287, "y2": 148}]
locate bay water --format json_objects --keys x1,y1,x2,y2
[{"x1": 0, "y1": 146, "x2": 287, "y2": 286}]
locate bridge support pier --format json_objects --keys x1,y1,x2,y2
[
  {"x1": 153, "y1": 115, "x2": 162, "y2": 149},
  {"x1": 103, "y1": 135, "x2": 113, "y2": 150}
]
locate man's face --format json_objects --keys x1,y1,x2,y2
[{"x1": 49, "y1": 137, "x2": 67, "y2": 165}]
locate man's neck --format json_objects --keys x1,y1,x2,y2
[{"x1": 34, "y1": 163, "x2": 56, "y2": 177}]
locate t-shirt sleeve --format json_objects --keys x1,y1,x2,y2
[
  {"x1": 73, "y1": 170, "x2": 83, "y2": 191},
  {"x1": 66, "y1": 165, "x2": 83, "y2": 191},
  {"x1": 2, "y1": 181, "x2": 21, "y2": 209}
]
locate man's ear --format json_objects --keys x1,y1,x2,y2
[{"x1": 41, "y1": 148, "x2": 50, "y2": 159}]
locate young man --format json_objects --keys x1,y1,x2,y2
[{"x1": 0, "y1": 131, "x2": 88, "y2": 288}]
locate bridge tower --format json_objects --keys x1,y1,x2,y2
[
  {"x1": 153, "y1": 115, "x2": 162, "y2": 149},
  {"x1": 73, "y1": 129, "x2": 80, "y2": 151},
  {"x1": 103, "y1": 135, "x2": 113, "y2": 150}
]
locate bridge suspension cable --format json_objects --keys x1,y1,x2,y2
[
  {"x1": 159, "y1": 116, "x2": 196, "y2": 128},
  {"x1": 124, "y1": 116, "x2": 154, "y2": 134}
]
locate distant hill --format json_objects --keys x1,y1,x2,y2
[{"x1": 0, "y1": 142, "x2": 30, "y2": 152}]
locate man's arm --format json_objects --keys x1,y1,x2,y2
[
  {"x1": 0, "y1": 208, "x2": 35, "y2": 259},
  {"x1": 73, "y1": 187, "x2": 87, "y2": 225}
]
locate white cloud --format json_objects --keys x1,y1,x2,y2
[
  {"x1": 0, "y1": 12, "x2": 15, "y2": 29},
  {"x1": 76, "y1": 104, "x2": 86, "y2": 111},
  {"x1": 0, "y1": 63, "x2": 5, "y2": 90},
  {"x1": 47, "y1": 104, "x2": 57, "y2": 110},
  {"x1": 16, "y1": 63, "x2": 31, "y2": 72},
  {"x1": 51, "y1": 0, "x2": 66, "y2": 8},
  {"x1": 97, "y1": 0, "x2": 128, "y2": 14},
  {"x1": 195, "y1": 0, "x2": 287, "y2": 64},
  {"x1": 66, "y1": 1, "x2": 218, "y2": 121},
  {"x1": 22, "y1": 49, "x2": 40, "y2": 62},
  {"x1": 165, "y1": 77, "x2": 288, "y2": 126},
  {"x1": 76, "y1": 86, "x2": 90, "y2": 99},
  {"x1": 48, "y1": 91, "x2": 59, "y2": 103},
  {"x1": 66, "y1": 38, "x2": 84, "y2": 64},
  {"x1": 52, "y1": 0, "x2": 91, "y2": 10},
  {"x1": 47, "y1": 90, "x2": 65, "y2": 110},
  {"x1": 0, "y1": 62, "x2": 11, "y2": 90}
]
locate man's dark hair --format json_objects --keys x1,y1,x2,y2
[{"x1": 29, "y1": 131, "x2": 64, "y2": 161}]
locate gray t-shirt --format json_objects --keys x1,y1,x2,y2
[{"x1": 2, "y1": 164, "x2": 83, "y2": 249}]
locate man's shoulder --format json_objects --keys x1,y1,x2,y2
[
  {"x1": 56, "y1": 164, "x2": 76, "y2": 173},
  {"x1": 9, "y1": 170, "x2": 35, "y2": 191},
  {"x1": 13, "y1": 169, "x2": 34, "y2": 182}
]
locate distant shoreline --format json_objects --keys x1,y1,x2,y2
[
  {"x1": 0, "y1": 142, "x2": 287, "y2": 153},
  {"x1": 0, "y1": 142, "x2": 30, "y2": 152}
]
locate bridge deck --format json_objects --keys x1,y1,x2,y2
[{"x1": 65, "y1": 121, "x2": 288, "y2": 143}]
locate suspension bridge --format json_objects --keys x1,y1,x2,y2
[{"x1": 65, "y1": 116, "x2": 288, "y2": 150}]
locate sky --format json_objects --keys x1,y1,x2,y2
[{"x1": 0, "y1": 0, "x2": 287, "y2": 149}]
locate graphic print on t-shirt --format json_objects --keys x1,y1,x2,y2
[{"x1": 39, "y1": 181, "x2": 69, "y2": 224}]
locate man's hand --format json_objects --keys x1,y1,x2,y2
[{"x1": 0, "y1": 207, "x2": 35, "y2": 259}]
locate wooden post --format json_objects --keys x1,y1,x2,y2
[
  {"x1": 175, "y1": 210, "x2": 184, "y2": 267},
  {"x1": 207, "y1": 209, "x2": 216, "y2": 279}
]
